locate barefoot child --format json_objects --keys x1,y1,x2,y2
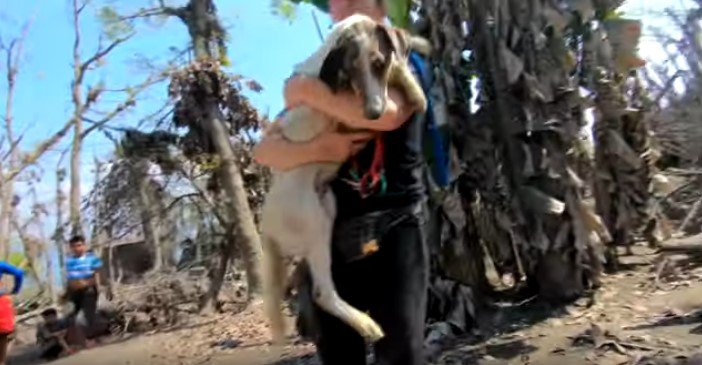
[
  {"x1": 36, "y1": 308, "x2": 77, "y2": 361},
  {"x1": 65, "y1": 235, "x2": 104, "y2": 343}
]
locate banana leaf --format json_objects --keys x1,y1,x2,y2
[
  {"x1": 385, "y1": 0, "x2": 411, "y2": 28},
  {"x1": 517, "y1": 186, "x2": 566, "y2": 216},
  {"x1": 602, "y1": 18, "x2": 646, "y2": 72}
]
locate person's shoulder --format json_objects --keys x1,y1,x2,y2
[
  {"x1": 0, "y1": 261, "x2": 20, "y2": 273},
  {"x1": 65, "y1": 254, "x2": 81, "y2": 262},
  {"x1": 89, "y1": 252, "x2": 103, "y2": 264}
]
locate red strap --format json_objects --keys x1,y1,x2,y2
[{"x1": 356, "y1": 135, "x2": 384, "y2": 198}]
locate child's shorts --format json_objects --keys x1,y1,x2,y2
[{"x1": 0, "y1": 295, "x2": 15, "y2": 335}]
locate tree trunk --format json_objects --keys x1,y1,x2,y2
[
  {"x1": 0, "y1": 172, "x2": 15, "y2": 262},
  {"x1": 177, "y1": 0, "x2": 263, "y2": 300},
  {"x1": 201, "y1": 105, "x2": 263, "y2": 299},
  {"x1": 199, "y1": 222, "x2": 236, "y2": 313},
  {"x1": 69, "y1": 124, "x2": 83, "y2": 236},
  {"x1": 54, "y1": 168, "x2": 67, "y2": 283},
  {"x1": 11, "y1": 218, "x2": 47, "y2": 294},
  {"x1": 46, "y1": 243, "x2": 56, "y2": 304},
  {"x1": 69, "y1": 0, "x2": 84, "y2": 237},
  {"x1": 0, "y1": 181, "x2": 14, "y2": 261},
  {"x1": 0, "y1": 30, "x2": 22, "y2": 261},
  {"x1": 132, "y1": 160, "x2": 163, "y2": 271}
]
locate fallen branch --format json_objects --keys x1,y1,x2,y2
[
  {"x1": 658, "y1": 243, "x2": 702, "y2": 253},
  {"x1": 657, "y1": 233, "x2": 702, "y2": 252},
  {"x1": 16, "y1": 307, "x2": 46, "y2": 324}
]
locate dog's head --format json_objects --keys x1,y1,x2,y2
[{"x1": 319, "y1": 20, "x2": 411, "y2": 120}]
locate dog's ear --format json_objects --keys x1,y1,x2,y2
[
  {"x1": 375, "y1": 24, "x2": 409, "y2": 59},
  {"x1": 392, "y1": 28, "x2": 412, "y2": 58},
  {"x1": 319, "y1": 46, "x2": 349, "y2": 92}
]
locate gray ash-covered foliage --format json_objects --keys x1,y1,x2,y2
[
  {"x1": 120, "y1": 129, "x2": 181, "y2": 173},
  {"x1": 168, "y1": 59, "x2": 270, "y2": 219},
  {"x1": 91, "y1": 161, "x2": 151, "y2": 238},
  {"x1": 92, "y1": 56, "x2": 272, "y2": 238},
  {"x1": 168, "y1": 61, "x2": 262, "y2": 154}
]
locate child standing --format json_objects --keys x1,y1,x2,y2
[
  {"x1": 0, "y1": 261, "x2": 24, "y2": 365},
  {"x1": 64, "y1": 235, "x2": 103, "y2": 342}
]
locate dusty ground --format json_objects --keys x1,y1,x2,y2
[{"x1": 8, "y1": 246, "x2": 702, "y2": 365}]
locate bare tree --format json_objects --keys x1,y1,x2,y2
[
  {"x1": 0, "y1": 21, "x2": 31, "y2": 260},
  {"x1": 53, "y1": 150, "x2": 69, "y2": 286},
  {"x1": 9, "y1": 171, "x2": 50, "y2": 297},
  {"x1": 122, "y1": 0, "x2": 265, "y2": 305},
  {"x1": 67, "y1": 0, "x2": 166, "y2": 236}
]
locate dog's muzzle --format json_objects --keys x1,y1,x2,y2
[{"x1": 364, "y1": 94, "x2": 385, "y2": 120}]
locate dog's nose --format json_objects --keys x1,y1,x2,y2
[{"x1": 364, "y1": 95, "x2": 385, "y2": 120}]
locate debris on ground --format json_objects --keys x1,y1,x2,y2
[
  {"x1": 7, "y1": 246, "x2": 702, "y2": 365},
  {"x1": 99, "y1": 268, "x2": 248, "y2": 335}
]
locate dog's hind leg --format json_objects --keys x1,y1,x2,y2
[
  {"x1": 305, "y1": 215, "x2": 385, "y2": 343},
  {"x1": 262, "y1": 235, "x2": 287, "y2": 345}
]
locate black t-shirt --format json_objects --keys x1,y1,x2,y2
[{"x1": 331, "y1": 110, "x2": 426, "y2": 219}]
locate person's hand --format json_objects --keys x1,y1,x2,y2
[
  {"x1": 284, "y1": 76, "x2": 317, "y2": 108},
  {"x1": 311, "y1": 127, "x2": 374, "y2": 163}
]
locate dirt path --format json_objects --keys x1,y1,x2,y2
[
  {"x1": 10, "y1": 247, "x2": 702, "y2": 365},
  {"x1": 436, "y1": 248, "x2": 702, "y2": 365}
]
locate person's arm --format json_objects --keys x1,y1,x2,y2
[
  {"x1": 36, "y1": 326, "x2": 48, "y2": 344},
  {"x1": 0, "y1": 261, "x2": 24, "y2": 295},
  {"x1": 41, "y1": 327, "x2": 71, "y2": 352},
  {"x1": 284, "y1": 76, "x2": 416, "y2": 132},
  {"x1": 253, "y1": 122, "x2": 328, "y2": 171},
  {"x1": 90, "y1": 254, "x2": 103, "y2": 288},
  {"x1": 253, "y1": 120, "x2": 372, "y2": 171}
]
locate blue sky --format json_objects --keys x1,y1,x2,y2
[
  {"x1": 0, "y1": 0, "x2": 330, "y2": 225},
  {"x1": 0, "y1": 0, "x2": 333, "y2": 280},
  {"x1": 0, "y1": 0, "x2": 694, "y2": 275}
]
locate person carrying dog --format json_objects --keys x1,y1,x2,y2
[{"x1": 254, "y1": 1, "x2": 439, "y2": 363}]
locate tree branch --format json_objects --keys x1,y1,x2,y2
[
  {"x1": 177, "y1": 167, "x2": 228, "y2": 226},
  {"x1": 76, "y1": 0, "x2": 90, "y2": 15},
  {"x1": 118, "y1": 4, "x2": 186, "y2": 22},
  {"x1": 79, "y1": 35, "x2": 132, "y2": 80},
  {"x1": 164, "y1": 193, "x2": 201, "y2": 212},
  {"x1": 3, "y1": 119, "x2": 74, "y2": 182},
  {"x1": 80, "y1": 74, "x2": 169, "y2": 139},
  {"x1": 653, "y1": 70, "x2": 684, "y2": 106},
  {"x1": 1, "y1": 135, "x2": 24, "y2": 162}
]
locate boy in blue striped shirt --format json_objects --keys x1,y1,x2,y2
[{"x1": 65, "y1": 235, "x2": 102, "y2": 341}]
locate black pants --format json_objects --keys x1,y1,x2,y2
[
  {"x1": 39, "y1": 342, "x2": 63, "y2": 360},
  {"x1": 68, "y1": 286, "x2": 99, "y2": 338},
  {"x1": 302, "y1": 210, "x2": 428, "y2": 365}
]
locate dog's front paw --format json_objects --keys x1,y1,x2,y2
[{"x1": 350, "y1": 312, "x2": 385, "y2": 343}]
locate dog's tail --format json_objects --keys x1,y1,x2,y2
[{"x1": 262, "y1": 235, "x2": 287, "y2": 346}]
